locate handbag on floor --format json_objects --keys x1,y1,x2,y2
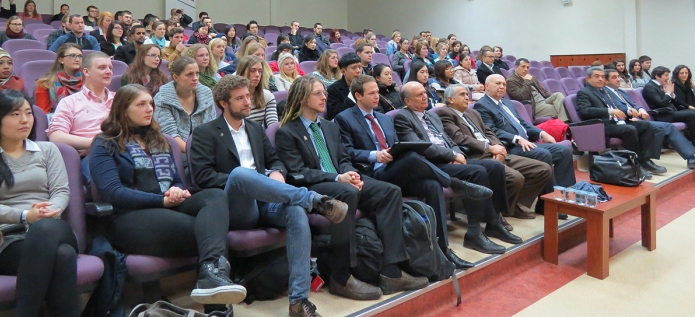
[
  {"x1": 589, "y1": 150, "x2": 645, "y2": 187},
  {"x1": 128, "y1": 301, "x2": 232, "y2": 317}
]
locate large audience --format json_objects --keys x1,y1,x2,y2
[{"x1": 1, "y1": 2, "x2": 694, "y2": 317}]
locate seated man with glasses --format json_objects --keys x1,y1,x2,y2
[{"x1": 48, "y1": 52, "x2": 114, "y2": 182}]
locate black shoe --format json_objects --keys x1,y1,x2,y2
[
  {"x1": 449, "y1": 177, "x2": 493, "y2": 200},
  {"x1": 641, "y1": 160, "x2": 667, "y2": 174},
  {"x1": 444, "y1": 248, "x2": 475, "y2": 270},
  {"x1": 312, "y1": 195, "x2": 348, "y2": 223},
  {"x1": 463, "y1": 231, "x2": 506, "y2": 254},
  {"x1": 687, "y1": 158, "x2": 695, "y2": 169},
  {"x1": 485, "y1": 224, "x2": 523, "y2": 244},
  {"x1": 191, "y1": 257, "x2": 247, "y2": 305},
  {"x1": 640, "y1": 167, "x2": 653, "y2": 180}
]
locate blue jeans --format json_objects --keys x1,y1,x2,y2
[
  {"x1": 224, "y1": 167, "x2": 317, "y2": 303},
  {"x1": 81, "y1": 156, "x2": 90, "y2": 185}
]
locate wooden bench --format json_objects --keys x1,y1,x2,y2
[{"x1": 541, "y1": 182, "x2": 658, "y2": 279}]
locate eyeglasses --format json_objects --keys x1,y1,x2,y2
[
  {"x1": 145, "y1": 54, "x2": 161, "y2": 59},
  {"x1": 63, "y1": 54, "x2": 83, "y2": 60},
  {"x1": 9, "y1": 23, "x2": 22, "y2": 27},
  {"x1": 311, "y1": 90, "x2": 327, "y2": 97}
]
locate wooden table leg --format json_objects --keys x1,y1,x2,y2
[
  {"x1": 586, "y1": 212, "x2": 610, "y2": 279},
  {"x1": 609, "y1": 218, "x2": 614, "y2": 238},
  {"x1": 642, "y1": 193, "x2": 656, "y2": 251},
  {"x1": 543, "y1": 202, "x2": 559, "y2": 264}
]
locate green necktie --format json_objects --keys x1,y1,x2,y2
[{"x1": 309, "y1": 123, "x2": 337, "y2": 173}]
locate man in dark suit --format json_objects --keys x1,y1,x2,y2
[
  {"x1": 326, "y1": 53, "x2": 362, "y2": 120},
  {"x1": 189, "y1": 75, "x2": 348, "y2": 316},
  {"x1": 475, "y1": 49, "x2": 504, "y2": 86},
  {"x1": 576, "y1": 67, "x2": 666, "y2": 177},
  {"x1": 115, "y1": 25, "x2": 146, "y2": 65},
  {"x1": 475, "y1": 74, "x2": 575, "y2": 219},
  {"x1": 643, "y1": 66, "x2": 695, "y2": 146},
  {"x1": 275, "y1": 76, "x2": 428, "y2": 301},
  {"x1": 393, "y1": 81, "x2": 523, "y2": 254},
  {"x1": 603, "y1": 69, "x2": 695, "y2": 169},
  {"x1": 335, "y1": 75, "x2": 495, "y2": 269},
  {"x1": 438, "y1": 84, "x2": 554, "y2": 220}
]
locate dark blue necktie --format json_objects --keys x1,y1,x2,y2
[{"x1": 497, "y1": 101, "x2": 528, "y2": 140}]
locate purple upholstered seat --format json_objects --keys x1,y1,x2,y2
[
  {"x1": 2, "y1": 39, "x2": 45, "y2": 55},
  {"x1": 299, "y1": 61, "x2": 317, "y2": 74},
  {"x1": 20, "y1": 60, "x2": 53, "y2": 96},
  {"x1": 336, "y1": 47, "x2": 354, "y2": 58},
  {"x1": 112, "y1": 60, "x2": 128, "y2": 76},
  {"x1": 529, "y1": 60, "x2": 542, "y2": 69},
  {"x1": 560, "y1": 77, "x2": 582, "y2": 96},
  {"x1": 569, "y1": 67, "x2": 585, "y2": 79},
  {"x1": 12, "y1": 49, "x2": 56, "y2": 76},
  {"x1": 556, "y1": 67, "x2": 573, "y2": 79},
  {"x1": 32, "y1": 105, "x2": 48, "y2": 141},
  {"x1": 330, "y1": 43, "x2": 345, "y2": 49},
  {"x1": 541, "y1": 67, "x2": 560, "y2": 80},
  {"x1": 528, "y1": 67, "x2": 546, "y2": 81},
  {"x1": 272, "y1": 90, "x2": 288, "y2": 104},
  {"x1": 108, "y1": 75, "x2": 121, "y2": 92},
  {"x1": 503, "y1": 55, "x2": 516, "y2": 62},
  {"x1": 371, "y1": 53, "x2": 390, "y2": 67},
  {"x1": 543, "y1": 79, "x2": 567, "y2": 95},
  {"x1": 563, "y1": 94, "x2": 617, "y2": 152},
  {"x1": 540, "y1": 61, "x2": 553, "y2": 68},
  {"x1": 24, "y1": 23, "x2": 53, "y2": 34}
]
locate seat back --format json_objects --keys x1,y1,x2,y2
[
  {"x1": 576, "y1": 77, "x2": 586, "y2": 88},
  {"x1": 541, "y1": 67, "x2": 560, "y2": 80},
  {"x1": 112, "y1": 60, "x2": 128, "y2": 76},
  {"x1": 54, "y1": 142, "x2": 89, "y2": 253},
  {"x1": 392, "y1": 72, "x2": 403, "y2": 88},
  {"x1": 272, "y1": 90, "x2": 288, "y2": 104},
  {"x1": 563, "y1": 94, "x2": 582, "y2": 123},
  {"x1": 265, "y1": 122, "x2": 280, "y2": 147},
  {"x1": 556, "y1": 67, "x2": 572, "y2": 79},
  {"x1": 385, "y1": 109, "x2": 401, "y2": 119},
  {"x1": 540, "y1": 61, "x2": 553, "y2": 68},
  {"x1": 543, "y1": 79, "x2": 567, "y2": 95},
  {"x1": 2, "y1": 39, "x2": 45, "y2": 55},
  {"x1": 528, "y1": 67, "x2": 545, "y2": 81},
  {"x1": 32, "y1": 28, "x2": 55, "y2": 40},
  {"x1": 560, "y1": 77, "x2": 582, "y2": 95},
  {"x1": 510, "y1": 100, "x2": 533, "y2": 123},
  {"x1": 371, "y1": 53, "x2": 390, "y2": 67},
  {"x1": 32, "y1": 105, "x2": 48, "y2": 141},
  {"x1": 625, "y1": 88, "x2": 649, "y2": 109},
  {"x1": 503, "y1": 55, "x2": 516, "y2": 62},
  {"x1": 24, "y1": 23, "x2": 53, "y2": 34},
  {"x1": 13, "y1": 49, "x2": 56, "y2": 76},
  {"x1": 330, "y1": 43, "x2": 345, "y2": 49},
  {"x1": 108, "y1": 75, "x2": 122, "y2": 92},
  {"x1": 264, "y1": 45, "x2": 276, "y2": 58},
  {"x1": 569, "y1": 67, "x2": 585, "y2": 79},
  {"x1": 336, "y1": 47, "x2": 353, "y2": 57},
  {"x1": 299, "y1": 61, "x2": 317, "y2": 74},
  {"x1": 529, "y1": 60, "x2": 542, "y2": 68},
  {"x1": 21, "y1": 60, "x2": 53, "y2": 96}
]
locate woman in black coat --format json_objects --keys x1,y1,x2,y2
[
  {"x1": 298, "y1": 35, "x2": 320, "y2": 62},
  {"x1": 372, "y1": 63, "x2": 404, "y2": 112},
  {"x1": 672, "y1": 65, "x2": 695, "y2": 109}
]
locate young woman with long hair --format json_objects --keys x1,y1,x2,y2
[
  {"x1": 143, "y1": 21, "x2": 169, "y2": 49},
  {"x1": 629, "y1": 59, "x2": 649, "y2": 88},
  {"x1": 17, "y1": 0, "x2": 41, "y2": 21},
  {"x1": 89, "y1": 84, "x2": 245, "y2": 306},
  {"x1": 35, "y1": 44, "x2": 83, "y2": 113},
  {"x1": 121, "y1": 44, "x2": 169, "y2": 96},
  {"x1": 311, "y1": 49, "x2": 342, "y2": 87},
  {"x1": 236, "y1": 56, "x2": 278, "y2": 127},
  {"x1": 180, "y1": 43, "x2": 220, "y2": 89},
  {"x1": 89, "y1": 11, "x2": 114, "y2": 43},
  {"x1": 0, "y1": 89, "x2": 75, "y2": 317},
  {"x1": 273, "y1": 53, "x2": 300, "y2": 91},
  {"x1": 99, "y1": 21, "x2": 126, "y2": 57},
  {"x1": 406, "y1": 59, "x2": 441, "y2": 109},
  {"x1": 372, "y1": 63, "x2": 403, "y2": 111}
]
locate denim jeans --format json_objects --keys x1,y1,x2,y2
[{"x1": 224, "y1": 167, "x2": 317, "y2": 303}]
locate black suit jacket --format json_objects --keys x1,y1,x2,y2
[
  {"x1": 326, "y1": 77, "x2": 355, "y2": 121},
  {"x1": 275, "y1": 117, "x2": 357, "y2": 186},
  {"x1": 606, "y1": 87, "x2": 644, "y2": 118},
  {"x1": 190, "y1": 115, "x2": 286, "y2": 189},
  {"x1": 673, "y1": 80, "x2": 695, "y2": 109},
  {"x1": 334, "y1": 106, "x2": 398, "y2": 168},
  {"x1": 575, "y1": 85, "x2": 613, "y2": 123},
  {"x1": 642, "y1": 80, "x2": 682, "y2": 111},
  {"x1": 114, "y1": 43, "x2": 137, "y2": 65},
  {"x1": 393, "y1": 108, "x2": 462, "y2": 163},
  {"x1": 475, "y1": 63, "x2": 503, "y2": 86},
  {"x1": 89, "y1": 29, "x2": 106, "y2": 43},
  {"x1": 475, "y1": 94, "x2": 543, "y2": 146}
]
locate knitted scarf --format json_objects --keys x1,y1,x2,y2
[
  {"x1": 125, "y1": 138, "x2": 174, "y2": 194},
  {"x1": 5, "y1": 26, "x2": 24, "y2": 39},
  {"x1": 198, "y1": 71, "x2": 217, "y2": 90},
  {"x1": 49, "y1": 71, "x2": 83, "y2": 110},
  {"x1": 193, "y1": 31, "x2": 210, "y2": 45},
  {"x1": 150, "y1": 35, "x2": 166, "y2": 48}
]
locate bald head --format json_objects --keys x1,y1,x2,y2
[
  {"x1": 485, "y1": 74, "x2": 507, "y2": 100},
  {"x1": 400, "y1": 81, "x2": 429, "y2": 112}
]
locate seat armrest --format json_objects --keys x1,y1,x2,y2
[
  {"x1": 534, "y1": 116, "x2": 553, "y2": 124},
  {"x1": 85, "y1": 202, "x2": 114, "y2": 217},
  {"x1": 352, "y1": 162, "x2": 373, "y2": 174},
  {"x1": 568, "y1": 118, "x2": 603, "y2": 127}
]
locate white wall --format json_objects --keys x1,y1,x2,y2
[
  {"x1": 52, "y1": 0, "x2": 348, "y2": 30},
  {"x1": 348, "y1": 0, "x2": 631, "y2": 62},
  {"x1": 637, "y1": 0, "x2": 695, "y2": 71}
]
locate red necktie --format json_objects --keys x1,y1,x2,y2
[{"x1": 365, "y1": 114, "x2": 388, "y2": 150}]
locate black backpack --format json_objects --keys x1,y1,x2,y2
[
  {"x1": 402, "y1": 200, "x2": 461, "y2": 304},
  {"x1": 351, "y1": 218, "x2": 383, "y2": 285},
  {"x1": 231, "y1": 247, "x2": 289, "y2": 304}
]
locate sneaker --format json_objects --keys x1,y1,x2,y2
[
  {"x1": 312, "y1": 195, "x2": 348, "y2": 223},
  {"x1": 190, "y1": 257, "x2": 247, "y2": 305},
  {"x1": 289, "y1": 298, "x2": 322, "y2": 317}
]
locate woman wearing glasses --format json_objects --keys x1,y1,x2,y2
[
  {"x1": 99, "y1": 21, "x2": 126, "y2": 57},
  {"x1": 121, "y1": 44, "x2": 169, "y2": 96},
  {"x1": 0, "y1": 16, "x2": 36, "y2": 46},
  {"x1": 35, "y1": 44, "x2": 84, "y2": 114}
]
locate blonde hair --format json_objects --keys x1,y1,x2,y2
[
  {"x1": 181, "y1": 43, "x2": 218, "y2": 76},
  {"x1": 235, "y1": 36, "x2": 258, "y2": 59},
  {"x1": 242, "y1": 43, "x2": 272, "y2": 90},
  {"x1": 208, "y1": 38, "x2": 227, "y2": 64},
  {"x1": 277, "y1": 53, "x2": 299, "y2": 83},
  {"x1": 429, "y1": 37, "x2": 439, "y2": 50}
]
